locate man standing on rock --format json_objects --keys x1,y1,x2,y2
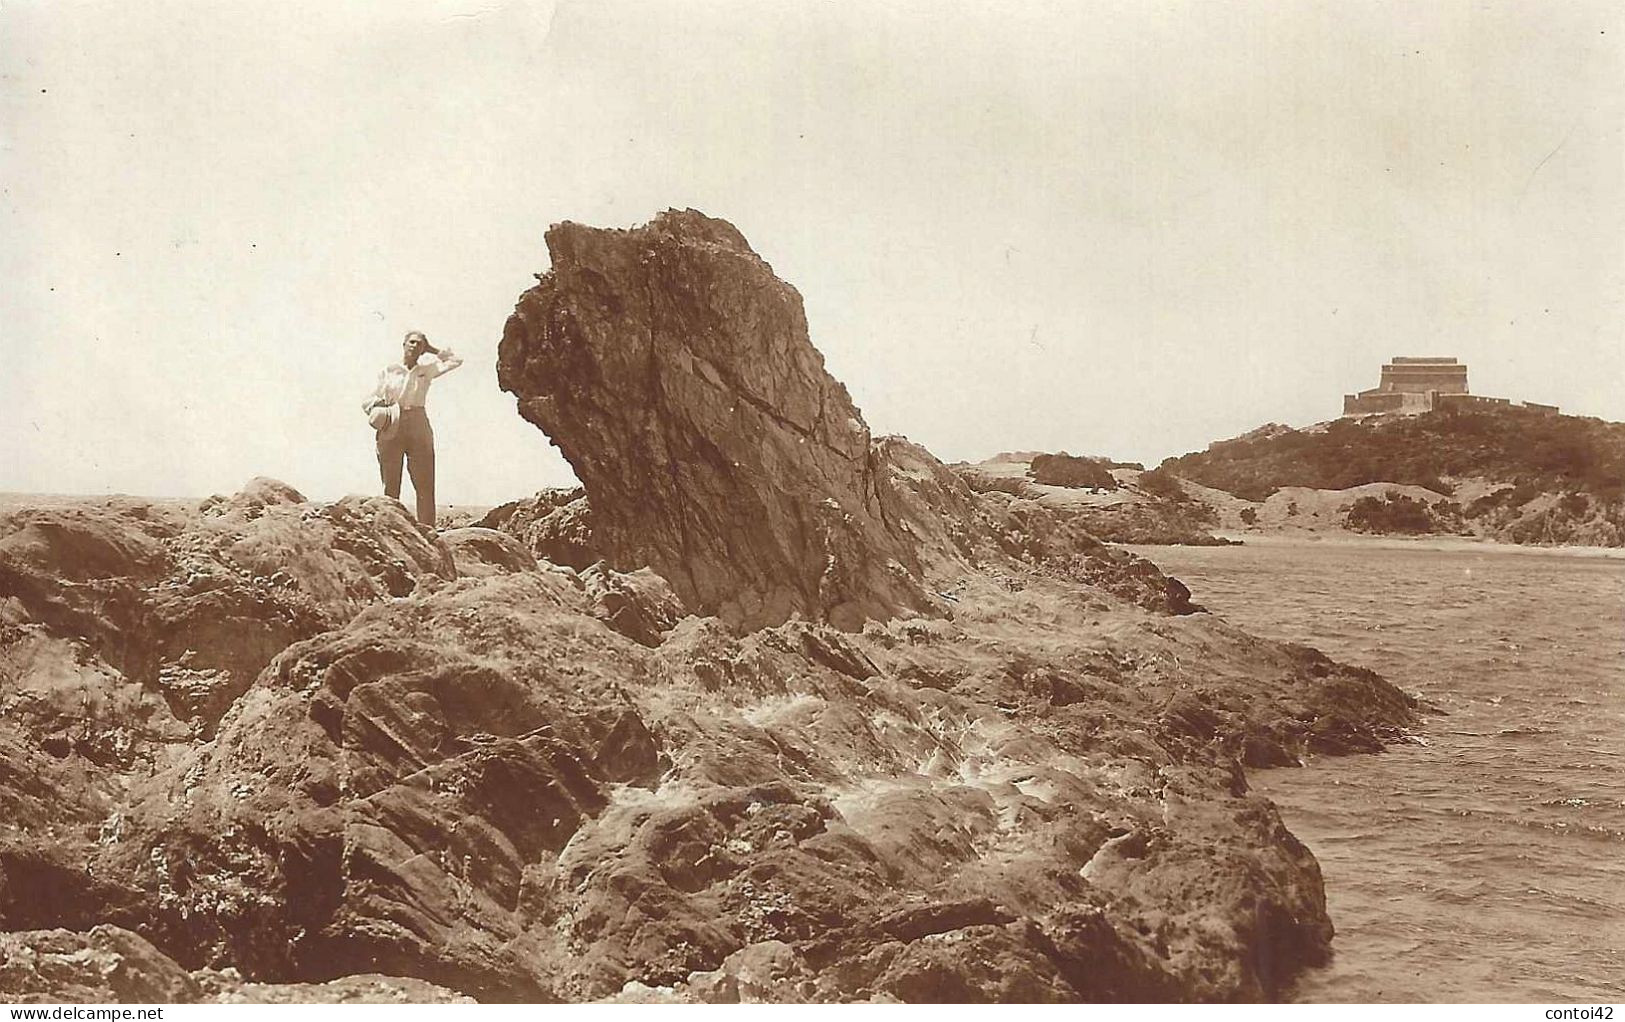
[{"x1": 364, "y1": 331, "x2": 463, "y2": 527}]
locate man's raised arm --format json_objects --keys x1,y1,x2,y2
[{"x1": 421, "y1": 348, "x2": 463, "y2": 377}]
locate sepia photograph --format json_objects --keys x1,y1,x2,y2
[{"x1": 2, "y1": 0, "x2": 1621, "y2": 1010}]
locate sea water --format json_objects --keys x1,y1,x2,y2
[{"x1": 1135, "y1": 539, "x2": 1625, "y2": 1003}]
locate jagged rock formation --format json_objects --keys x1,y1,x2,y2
[
  {"x1": 1029, "y1": 454, "x2": 1120, "y2": 490},
  {"x1": 3, "y1": 212, "x2": 1422, "y2": 1004},
  {"x1": 494, "y1": 212, "x2": 1215, "y2": 626},
  {"x1": 3, "y1": 506, "x2": 1411, "y2": 1001},
  {"x1": 497, "y1": 210, "x2": 936, "y2": 628}
]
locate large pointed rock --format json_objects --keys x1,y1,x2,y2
[{"x1": 498, "y1": 210, "x2": 936, "y2": 630}]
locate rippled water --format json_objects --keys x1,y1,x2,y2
[{"x1": 1134, "y1": 539, "x2": 1625, "y2": 1003}]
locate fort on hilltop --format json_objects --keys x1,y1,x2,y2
[{"x1": 1342, "y1": 356, "x2": 1558, "y2": 418}]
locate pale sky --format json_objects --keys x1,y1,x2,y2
[{"x1": 3, "y1": 0, "x2": 1622, "y2": 503}]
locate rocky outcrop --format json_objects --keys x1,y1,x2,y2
[
  {"x1": 0, "y1": 926, "x2": 203, "y2": 1002},
  {"x1": 477, "y1": 489, "x2": 601, "y2": 570},
  {"x1": 2, "y1": 212, "x2": 1423, "y2": 1004},
  {"x1": 498, "y1": 210, "x2": 941, "y2": 630},
  {"x1": 1161, "y1": 409, "x2": 1625, "y2": 547},
  {"x1": 0, "y1": 484, "x2": 455, "y2": 741},
  {"x1": 494, "y1": 212, "x2": 1212, "y2": 625},
  {"x1": 954, "y1": 459, "x2": 1232, "y2": 547},
  {"x1": 5, "y1": 545, "x2": 1408, "y2": 1001},
  {"x1": 1029, "y1": 454, "x2": 1119, "y2": 490},
  {"x1": 0, "y1": 494, "x2": 1412, "y2": 1003},
  {"x1": 99, "y1": 570, "x2": 662, "y2": 999},
  {"x1": 0, "y1": 925, "x2": 471, "y2": 1004},
  {"x1": 0, "y1": 484, "x2": 464, "y2": 991}
]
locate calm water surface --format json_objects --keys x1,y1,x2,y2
[{"x1": 1135, "y1": 539, "x2": 1625, "y2": 1003}]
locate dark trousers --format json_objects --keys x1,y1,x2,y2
[{"x1": 377, "y1": 408, "x2": 436, "y2": 525}]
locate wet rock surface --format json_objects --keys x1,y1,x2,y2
[{"x1": 2, "y1": 212, "x2": 1418, "y2": 1003}]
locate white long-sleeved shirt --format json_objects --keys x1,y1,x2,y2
[{"x1": 364, "y1": 349, "x2": 463, "y2": 412}]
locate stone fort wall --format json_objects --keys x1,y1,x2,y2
[{"x1": 1341, "y1": 356, "x2": 1557, "y2": 418}]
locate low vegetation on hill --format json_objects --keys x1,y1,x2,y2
[
  {"x1": 1345, "y1": 493, "x2": 1455, "y2": 535},
  {"x1": 1163, "y1": 405, "x2": 1625, "y2": 502},
  {"x1": 954, "y1": 458, "x2": 1232, "y2": 546},
  {"x1": 1161, "y1": 406, "x2": 1625, "y2": 545},
  {"x1": 1136, "y1": 466, "x2": 1188, "y2": 502}
]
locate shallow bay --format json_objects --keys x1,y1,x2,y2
[{"x1": 1135, "y1": 539, "x2": 1625, "y2": 1002}]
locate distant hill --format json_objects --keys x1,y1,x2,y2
[{"x1": 1159, "y1": 405, "x2": 1625, "y2": 546}]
